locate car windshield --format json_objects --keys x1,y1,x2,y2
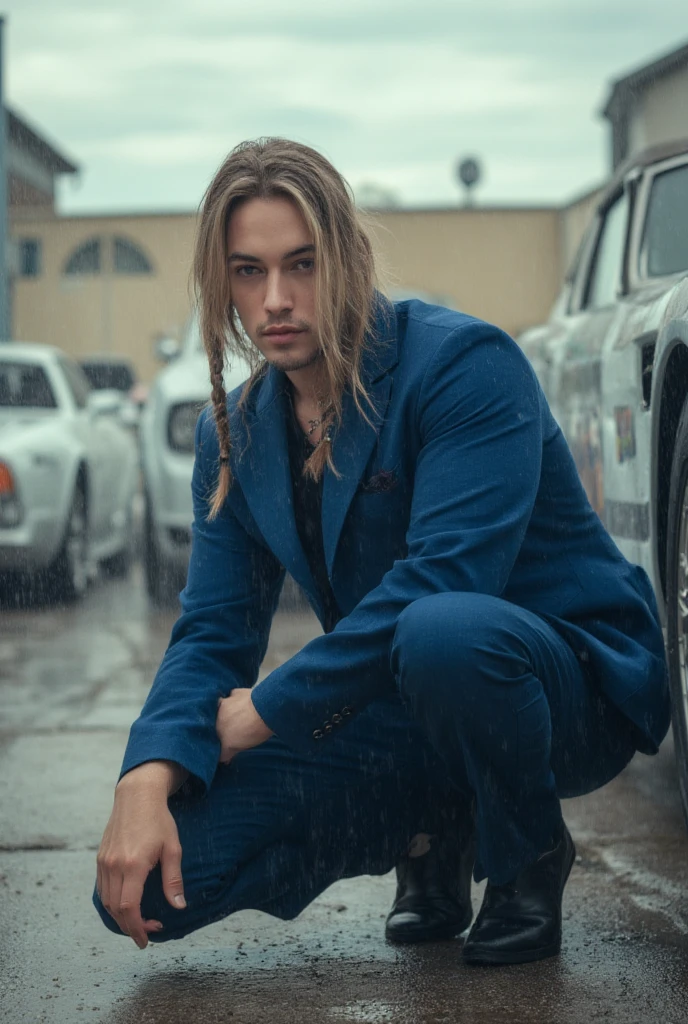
[
  {"x1": 0, "y1": 362, "x2": 57, "y2": 408},
  {"x1": 81, "y1": 362, "x2": 136, "y2": 391}
]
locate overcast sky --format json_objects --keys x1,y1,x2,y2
[{"x1": 4, "y1": 0, "x2": 687, "y2": 214}]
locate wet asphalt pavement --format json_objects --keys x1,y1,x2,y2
[{"x1": 1, "y1": 566, "x2": 688, "y2": 1023}]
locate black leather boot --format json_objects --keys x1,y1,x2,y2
[
  {"x1": 462, "y1": 823, "x2": 576, "y2": 966},
  {"x1": 385, "y1": 828, "x2": 476, "y2": 943}
]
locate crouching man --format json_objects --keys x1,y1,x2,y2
[{"x1": 94, "y1": 137, "x2": 669, "y2": 966}]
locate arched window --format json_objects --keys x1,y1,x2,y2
[
  {"x1": 64, "y1": 238, "x2": 101, "y2": 275},
  {"x1": 114, "y1": 237, "x2": 153, "y2": 275},
  {"x1": 63, "y1": 235, "x2": 155, "y2": 276}
]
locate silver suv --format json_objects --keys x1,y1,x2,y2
[{"x1": 517, "y1": 139, "x2": 688, "y2": 824}]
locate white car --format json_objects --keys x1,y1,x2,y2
[
  {"x1": 0, "y1": 342, "x2": 139, "y2": 600},
  {"x1": 517, "y1": 138, "x2": 688, "y2": 822},
  {"x1": 141, "y1": 316, "x2": 250, "y2": 604}
]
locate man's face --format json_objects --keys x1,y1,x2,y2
[{"x1": 227, "y1": 196, "x2": 320, "y2": 373}]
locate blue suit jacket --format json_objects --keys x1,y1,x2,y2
[{"x1": 122, "y1": 297, "x2": 670, "y2": 791}]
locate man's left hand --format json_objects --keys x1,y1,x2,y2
[{"x1": 216, "y1": 688, "x2": 274, "y2": 763}]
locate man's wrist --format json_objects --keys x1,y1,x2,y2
[{"x1": 116, "y1": 760, "x2": 189, "y2": 799}]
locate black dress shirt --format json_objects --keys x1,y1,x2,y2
[{"x1": 285, "y1": 396, "x2": 341, "y2": 633}]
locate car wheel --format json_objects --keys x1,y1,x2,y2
[
  {"x1": 666, "y1": 394, "x2": 688, "y2": 829},
  {"x1": 143, "y1": 495, "x2": 178, "y2": 607},
  {"x1": 102, "y1": 504, "x2": 134, "y2": 579},
  {"x1": 46, "y1": 483, "x2": 90, "y2": 603}
]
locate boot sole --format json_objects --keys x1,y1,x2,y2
[
  {"x1": 462, "y1": 832, "x2": 576, "y2": 967},
  {"x1": 462, "y1": 940, "x2": 561, "y2": 966},
  {"x1": 386, "y1": 909, "x2": 473, "y2": 944}
]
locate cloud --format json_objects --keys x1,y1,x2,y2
[{"x1": 4, "y1": 0, "x2": 686, "y2": 211}]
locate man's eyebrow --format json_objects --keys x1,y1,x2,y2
[
  {"x1": 228, "y1": 251, "x2": 261, "y2": 263},
  {"x1": 227, "y1": 244, "x2": 315, "y2": 263},
  {"x1": 282, "y1": 244, "x2": 315, "y2": 260}
]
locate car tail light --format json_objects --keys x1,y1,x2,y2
[
  {"x1": 0, "y1": 462, "x2": 23, "y2": 527},
  {"x1": 0, "y1": 462, "x2": 14, "y2": 494}
]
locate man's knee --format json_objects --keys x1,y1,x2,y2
[{"x1": 392, "y1": 592, "x2": 529, "y2": 699}]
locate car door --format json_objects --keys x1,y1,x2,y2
[
  {"x1": 552, "y1": 186, "x2": 633, "y2": 517},
  {"x1": 57, "y1": 356, "x2": 112, "y2": 541},
  {"x1": 91, "y1": 397, "x2": 137, "y2": 542}
]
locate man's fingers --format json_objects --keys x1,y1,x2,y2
[
  {"x1": 98, "y1": 868, "x2": 136, "y2": 940},
  {"x1": 161, "y1": 838, "x2": 186, "y2": 911},
  {"x1": 143, "y1": 919, "x2": 164, "y2": 934},
  {"x1": 119, "y1": 869, "x2": 150, "y2": 949},
  {"x1": 96, "y1": 861, "x2": 104, "y2": 905},
  {"x1": 102, "y1": 867, "x2": 123, "y2": 929}
]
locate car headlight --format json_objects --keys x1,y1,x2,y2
[{"x1": 167, "y1": 402, "x2": 206, "y2": 454}]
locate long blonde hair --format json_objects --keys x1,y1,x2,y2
[{"x1": 193, "y1": 137, "x2": 377, "y2": 519}]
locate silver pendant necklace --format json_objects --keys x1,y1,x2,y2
[{"x1": 306, "y1": 405, "x2": 332, "y2": 438}]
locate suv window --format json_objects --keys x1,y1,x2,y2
[
  {"x1": 640, "y1": 163, "x2": 688, "y2": 278},
  {"x1": 0, "y1": 362, "x2": 56, "y2": 408},
  {"x1": 58, "y1": 357, "x2": 91, "y2": 409},
  {"x1": 585, "y1": 191, "x2": 629, "y2": 310},
  {"x1": 81, "y1": 361, "x2": 136, "y2": 392}
]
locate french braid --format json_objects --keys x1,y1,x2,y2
[{"x1": 207, "y1": 329, "x2": 231, "y2": 510}]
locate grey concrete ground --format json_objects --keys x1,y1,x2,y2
[{"x1": 1, "y1": 565, "x2": 688, "y2": 1024}]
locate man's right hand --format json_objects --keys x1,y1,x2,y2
[{"x1": 96, "y1": 760, "x2": 189, "y2": 949}]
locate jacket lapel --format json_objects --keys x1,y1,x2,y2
[
  {"x1": 231, "y1": 370, "x2": 318, "y2": 604},
  {"x1": 232, "y1": 293, "x2": 399, "y2": 597},
  {"x1": 322, "y1": 297, "x2": 398, "y2": 575}
]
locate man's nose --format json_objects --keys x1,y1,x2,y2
[{"x1": 264, "y1": 271, "x2": 293, "y2": 316}]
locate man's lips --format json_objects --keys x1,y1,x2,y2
[{"x1": 261, "y1": 327, "x2": 305, "y2": 343}]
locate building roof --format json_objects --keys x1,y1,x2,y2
[
  {"x1": 7, "y1": 107, "x2": 78, "y2": 175},
  {"x1": 603, "y1": 40, "x2": 688, "y2": 120}
]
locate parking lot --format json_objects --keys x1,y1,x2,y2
[{"x1": 1, "y1": 562, "x2": 688, "y2": 1024}]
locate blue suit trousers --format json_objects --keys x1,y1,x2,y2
[{"x1": 94, "y1": 593, "x2": 636, "y2": 940}]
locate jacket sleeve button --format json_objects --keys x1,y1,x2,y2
[
  {"x1": 324, "y1": 723, "x2": 333, "y2": 734},
  {"x1": 312, "y1": 729, "x2": 324, "y2": 740},
  {"x1": 341, "y1": 706, "x2": 354, "y2": 718},
  {"x1": 331, "y1": 714, "x2": 342, "y2": 725}
]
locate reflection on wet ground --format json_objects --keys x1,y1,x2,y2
[{"x1": 1, "y1": 567, "x2": 687, "y2": 1022}]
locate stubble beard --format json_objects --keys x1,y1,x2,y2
[{"x1": 265, "y1": 347, "x2": 322, "y2": 373}]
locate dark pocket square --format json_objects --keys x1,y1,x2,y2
[{"x1": 361, "y1": 469, "x2": 398, "y2": 493}]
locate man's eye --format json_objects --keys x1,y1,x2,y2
[
  {"x1": 236, "y1": 265, "x2": 260, "y2": 276},
  {"x1": 294, "y1": 259, "x2": 314, "y2": 272}
]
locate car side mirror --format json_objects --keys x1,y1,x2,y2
[
  {"x1": 155, "y1": 337, "x2": 181, "y2": 363},
  {"x1": 118, "y1": 401, "x2": 139, "y2": 429},
  {"x1": 88, "y1": 389, "x2": 122, "y2": 417}
]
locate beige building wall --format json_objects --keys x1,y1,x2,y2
[
  {"x1": 627, "y1": 64, "x2": 688, "y2": 156},
  {"x1": 12, "y1": 201, "x2": 592, "y2": 383},
  {"x1": 12, "y1": 212, "x2": 197, "y2": 384},
  {"x1": 369, "y1": 206, "x2": 563, "y2": 339}
]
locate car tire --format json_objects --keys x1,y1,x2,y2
[
  {"x1": 102, "y1": 504, "x2": 134, "y2": 579},
  {"x1": 143, "y1": 495, "x2": 178, "y2": 607},
  {"x1": 46, "y1": 482, "x2": 90, "y2": 603},
  {"x1": 665, "y1": 393, "x2": 688, "y2": 829},
  {"x1": 102, "y1": 543, "x2": 132, "y2": 579}
]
